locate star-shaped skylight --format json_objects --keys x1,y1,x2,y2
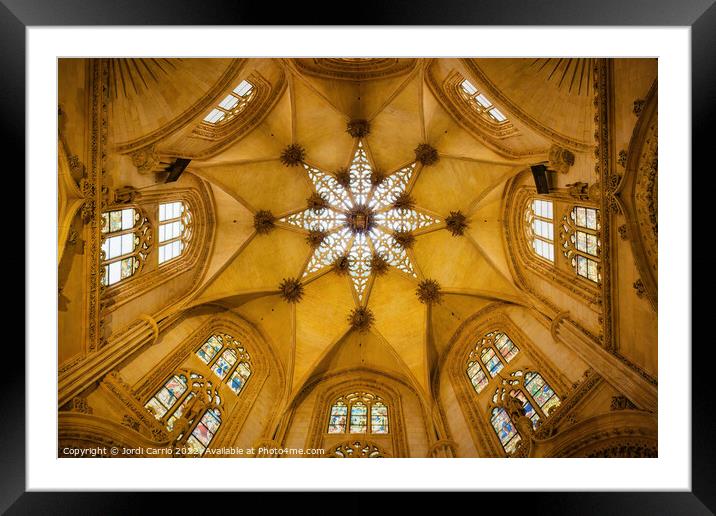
[{"x1": 280, "y1": 141, "x2": 440, "y2": 302}]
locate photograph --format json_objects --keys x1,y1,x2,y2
[{"x1": 56, "y1": 57, "x2": 659, "y2": 459}]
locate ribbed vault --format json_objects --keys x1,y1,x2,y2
[{"x1": 185, "y1": 58, "x2": 557, "y2": 400}]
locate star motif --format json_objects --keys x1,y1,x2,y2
[{"x1": 281, "y1": 141, "x2": 440, "y2": 302}]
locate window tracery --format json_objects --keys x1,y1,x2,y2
[
  {"x1": 524, "y1": 198, "x2": 555, "y2": 262},
  {"x1": 331, "y1": 440, "x2": 387, "y2": 458},
  {"x1": 466, "y1": 331, "x2": 520, "y2": 394},
  {"x1": 279, "y1": 141, "x2": 440, "y2": 301},
  {"x1": 158, "y1": 201, "x2": 192, "y2": 265},
  {"x1": 327, "y1": 392, "x2": 388, "y2": 435},
  {"x1": 100, "y1": 207, "x2": 151, "y2": 286},
  {"x1": 202, "y1": 79, "x2": 255, "y2": 126},
  {"x1": 488, "y1": 369, "x2": 562, "y2": 453},
  {"x1": 143, "y1": 370, "x2": 223, "y2": 456},
  {"x1": 196, "y1": 333, "x2": 252, "y2": 396},
  {"x1": 458, "y1": 78, "x2": 509, "y2": 124},
  {"x1": 561, "y1": 205, "x2": 601, "y2": 283}
]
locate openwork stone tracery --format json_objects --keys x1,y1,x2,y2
[{"x1": 280, "y1": 140, "x2": 441, "y2": 301}]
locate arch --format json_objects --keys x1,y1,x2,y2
[
  {"x1": 291, "y1": 58, "x2": 418, "y2": 81},
  {"x1": 291, "y1": 368, "x2": 426, "y2": 458},
  {"x1": 443, "y1": 304, "x2": 570, "y2": 457},
  {"x1": 559, "y1": 204, "x2": 602, "y2": 283},
  {"x1": 100, "y1": 181, "x2": 214, "y2": 314},
  {"x1": 143, "y1": 367, "x2": 225, "y2": 455},
  {"x1": 326, "y1": 391, "x2": 389, "y2": 435},
  {"x1": 131, "y1": 311, "x2": 284, "y2": 453},
  {"x1": 617, "y1": 80, "x2": 658, "y2": 308},
  {"x1": 485, "y1": 367, "x2": 563, "y2": 454},
  {"x1": 504, "y1": 181, "x2": 601, "y2": 306},
  {"x1": 100, "y1": 205, "x2": 152, "y2": 287},
  {"x1": 546, "y1": 411, "x2": 658, "y2": 458}
]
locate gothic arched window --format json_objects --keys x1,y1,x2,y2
[
  {"x1": 525, "y1": 198, "x2": 555, "y2": 262},
  {"x1": 459, "y1": 78, "x2": 508, "y2": 124},
  {"x1": 158, "y1": 201, "x2": 192, "y2": 265},
  {"x1": 327, "y1": 392, "x2": 388, "y2": 435},
  {"x1": 100, "y1": 207, "x2": 151, "y2": 286},
  {"x1": 144, "y1": 370, "x2": 224, "y2": 456},
  {"x1": 523, "y1": 371, "x2": 561, "y2": 417},
  {"x1": 561, "y1": 205, "x2": 601, "y2": 283},
  {"x1": 202, "y1": 79, "x2": 255, "y2": 125},
  {"x1": 492, "y1": 369, "x2": 561, "y2": 433},
  {"x1": 196, "y1": 333, "x2": 252, "y2": 396},
  {"x1": 490, "y1": 406, "x2": 521, "y2": 454},
  {"x1": 466, "y1": 331, "x2": 520, "y2": 394}
]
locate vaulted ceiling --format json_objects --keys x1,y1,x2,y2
[{"x1": 111, "y1": 58, "x2": 596, "y2": 402}]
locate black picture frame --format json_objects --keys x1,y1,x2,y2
[{"x1": 8, "y1": 0, "x2": 708, "y2": 512}]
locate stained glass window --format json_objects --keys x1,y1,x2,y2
[
  {"x1": 371, "y1": 402, "x2": 389, "y2": 434},
  {"x1": 185, "y1": 408, "x2": 222, "y2": 456},
  {"x1": 510, "y1": 389, "x2": 540, "y2": 429},
  {"x1": 194, "y1": 333, "x2": 252, "y2": 397},
  {"x1": 350, "y1": 402, "x2": 368, "y2": 433},
  {"x1": 490, "y1": 369, "x2": 561, "y2": 441},
  {"x1": 466, "y1": 331, "x2": 520, "y2": 394},
  {"x1": 144, "y1": 370, "x2": 224, "y2": 457},
  {"x1": 490, "y1": 407, "x2": 521, "y2": 454},
  {"x1": 326, "y1": 392, "x2": 389, "y2": 435},
  {"x1": 100, "y1": 207, "x2": 150, "y2": 286},
  {"x1": 459, "y1": 79, "x2": 509, "y2": 124},
  {"x1": 279, "y1": 140, "x2": 439, "y2": 301},
  {"x1": 158, "y1": 201, "x2": 192, "y2": 265},
  {"x1": 494, "y1": 332, "x2": 519, "y2": 363},
  {"x1": 327, "y1": 401, "x2": 348, "y2": 434},
  {"x1": 203, "y1": 80, "x2": 255, "y2": 125},
  {"x1": 467, "y1": 360, "x2": 489, "y2": 393},
  {"x1": 481, "y1": 347, "x2": 504, "y2": 377},
  {"x1": 561, "y1": 205, "x2": 601, "y2": 283},
  {"x1": 525, "y1": 199, "x2": 555, "y2": 262},
  {"x1": 524, "y1": 372, "x2": 561, "y2": 416},
  {"x1": 144, "y1": 374, "x2": 187, "y2": 420}
]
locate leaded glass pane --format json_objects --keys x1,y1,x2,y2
[
  {"x1": 349, "y1": 402, "x2": 368, "y2": 433},
  {"x1": 491, "y1": 407, "x2": 520, "y2": 453},
  {"x1": 481, "y1": 347, "x2": 503, "y2": 377},
  {"x1": 495, "y1": 332, "x2": 519, "y2": 362},
  {"x1": 371, "y1": 402, "x2": 388, "y2": 434}
]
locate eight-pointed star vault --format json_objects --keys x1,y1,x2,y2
[{"x1": 280, "y1": 140, "x2": 441, "y2": 303}]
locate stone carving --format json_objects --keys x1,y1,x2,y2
[
  {"x1": 414, "y1": 143, "x2": 439, "y2": 166},
  {"x1": 121, "y1": 415, "x2": 141, "y2": 431},
  {"x1": 253, "y1": 210, "x2": 276, "y2": 235},
  {"x1": 610, "y1": 395, "x2": 638, "y2": 411},
  {"x1": 445, "y1": 210, "x2": 468, "y2": 236},
  {"x1": 331, "y1": 440, "x2": 388, "y2": 458},
  {"x1": 67, "y1": 396, "x2": 93, "y2": 415},
  {"x1": 130, "y1": 144, "x2": 161, "y2": 174},
  {"x1": 633, "y1": 279, "x2": 646, "y2": 298},
  {"x1": 566, "y1": 182, "x2": 590, "y2": 201},
  {"x1": 278, "y1": 277, "x2": 304, "y2": 303},
  {"x1": 348, "y1": 307, "x2": 374, "y2": 333},
  {"x1": 548, "y1": 145, "x2": 575, "y2": 174},
  {"x1": 617, "y1": 149, "x2": 628, "y2": 168},
  {"x1": 280, "y1": 143, "x2": 305, "y2": 167},
  {"x1": 633, "y1": 99, "x2": 646, "y2": 117},
  {"x1": 346, "y1": 119, "x2": 370, "y2": 138},
  {"x1": 416, "y1": 278, "x2": 442, "y2": 304},
  {"x1": 618, "y1": 224, "x2": 629, "y2": 240},
  {"x1": 113, "y1": 186, "x2": 139, "y2": 205}
]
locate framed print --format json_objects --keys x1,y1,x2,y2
[{"x1": 10, "y1": 0, "x2": 709, "y2": 512}]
